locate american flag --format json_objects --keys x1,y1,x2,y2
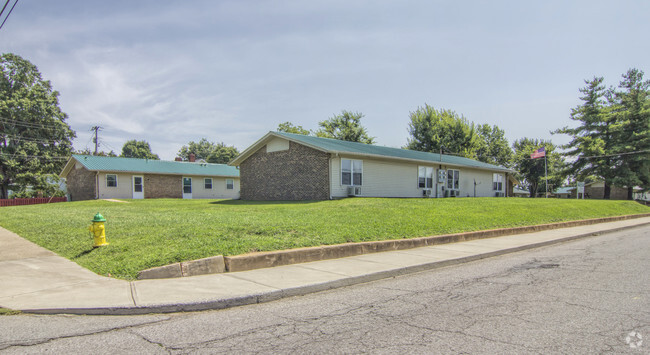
[{"x1": 530, "y1": 147, "x2": 546, "y2": 159}]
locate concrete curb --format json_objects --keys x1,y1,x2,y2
[
  {"x1": 224, "y1": 213, "x2": 650, "y2": 272},
  {"x1": 22, "y1": 220, "x2": 650, "y2": 315},
  {"x1": 136, "y1": 213, "x2": 650, "y2": 279}
]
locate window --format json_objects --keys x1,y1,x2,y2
[
  {"x1": 106, "y1": 174, "x2": 117, "y2": 187},
  {"x1": 341, "y1": 159, "x2": 363, "y2": 186},
  {"x1": 418, "y1": 167, "x2": 434, "y2": 188},
  {"x1": 493, "y1": 174, "x2": 503, "y2": 191},
  {"x1": 183, "y1": 177, "x2": 192, "y2": 194},
  {"x1": 226, "y1": 179, "x2": 234, "y2": 190},
  {"x1": 204, "y1": 178, "x2": 213, "y2": 189},
  {"x1": 447, "y1": 169, "x2": 460, "y2": 190}
]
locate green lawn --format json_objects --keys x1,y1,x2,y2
[{"x1": 0, "y1": 198, "x2": 647, "y2": 279}]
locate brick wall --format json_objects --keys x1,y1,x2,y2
[
  {"x1": 144, "y1": 174, "x2": 182, "y2": 199},
  {"x1": 66, "y1": 164, "x2": 96, "y2": 201},
  {"x1": 240, "y1": 141, "x2": 330, "y2": 200},
  {"x1": 585, "y1": 186, "x2": 629, "y2": 200}
]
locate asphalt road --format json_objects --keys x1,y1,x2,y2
[{"x1": 1, "y1": 225, "x2": 648, "y2": 354}]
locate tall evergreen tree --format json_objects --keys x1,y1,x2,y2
[
  {"x1": 610, "y1": 68, "x2": 650, "y2": 199},
  {"x1": 554, "y1": 77, "x2": 616, "y2": 198},
  {"x1": 0, "y1": 53, "x2": 76, "y2": 199}
]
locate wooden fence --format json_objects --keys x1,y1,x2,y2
[{"x1": 0, "y1": 197, "x2": 67, "y2": 207}]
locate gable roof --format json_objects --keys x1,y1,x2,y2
[
  {"x1": 61, "y1": 155, "x2": 239, "y2": 178},
  {"x1": 231, "y1": 131, "x2": 512, "y2": 172}
]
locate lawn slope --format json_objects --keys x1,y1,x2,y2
[{"x1": 0, "y1": 198, "x2": 647, "y2": 279}]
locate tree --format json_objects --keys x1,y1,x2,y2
[
  {"x1": 178, "y1": 138, "x2": 239, "y2": 164},
  {"x1": 406, "y1": 104, "x2": 480, "y2": 159},
  {"x1": 76, "y1": 149, "x2": 117, "y2": 157},
  {"x1": 120, "y1": 140, "x2": 159, "y2": 160},
  {"x1": 206, "y1": 143, "x2": 239, "y2": 164},
  {"x1": 610, "y1": 69, "x2": 650, "y2": 199},
  {"x1": 315, "y1": 110, "x2": 375, "y2": 144},
  {"x1": 277, "y1": 122, "x2": 311, "y2": 135},
  {"x1": 0, "y1": 53, "x2": 76, "y2": 199},
  {"x1": 512, "y1": 138, "x2": 565, "y2": 197},
  {"x1": 553, "y1": 77, "x2": 616, "y2": 198},
  {"x1": 475, "y1": 123, "x2": 513, "y2": 167}
]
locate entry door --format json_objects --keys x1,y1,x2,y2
[
  {"x1": 133, "y1": 176, "x2": 144, "y2": 199},
  {"x1": 182, "y1": 177, "x2": 192, "y2": 199}
]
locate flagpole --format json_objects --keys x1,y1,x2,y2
[{"x1": 544, "y1": 154, "x2": 548, "y2": 198}]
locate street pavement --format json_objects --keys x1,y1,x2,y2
[
  {"x1": 0, "y1": 217, "x2": 648, "y2": 315},
  {"x1": 0, "y1": 224, "x2": 648, "y2": 353}
]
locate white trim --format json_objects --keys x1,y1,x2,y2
[
  {"x1": 182, "y1": 177, "x2": 192, "y2": 199},
  {"x1": 341, "y1": 158, "x2": 363, "y2": 186},
  {"x1": 106, "y1": 174, "x2": 118, "y2": 188},
  {"x1": 204, "y1": 178, "x2": 213, "y2": 190},
  {"x1": 132, "y1": 175, "x2": 144, "y2": 199},
  {"x1": 226, "y1": 179, "x2": 234, "y2": 190}
]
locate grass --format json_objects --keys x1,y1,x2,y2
[
  {"x1": 0, "y1": 308, "x2": 21, "y2": 316},
  {"x1": 0, "y1": 198, "x2": 647, "y2": 280}
]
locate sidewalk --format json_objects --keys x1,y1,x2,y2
[{"x1": 1, "y1": 217, "x2": 649, "y2": 315}]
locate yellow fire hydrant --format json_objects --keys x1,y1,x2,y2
[{"x1": 89, "y1": 212, "x2": 109, "y2": 247}]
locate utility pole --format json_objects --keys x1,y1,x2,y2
[{"x1": 91, "y1": 126, "x2": 102, "y2": 155}]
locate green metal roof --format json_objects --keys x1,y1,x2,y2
[
  {"x1": 67, "y1": 155, "x2": 239, "y2": 177},
  {"x1": 272, "y1": 131, "x2": 511, "y2": 172},
  {"x1": 554, "y1": 187, "x2": 575, "y2": 194}
]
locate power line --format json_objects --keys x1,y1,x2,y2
[
  {"x1": 0, "y1": 0, "x2": 10, "y2": 18},
  {"x1": 0, "y1": 118, "x2": 64, "y2": 129},
  {"x1": 0, "y1": 0, "x2": 17, "y2": 30}
]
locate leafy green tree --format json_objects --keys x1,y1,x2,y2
[
  {"x1": 406, "y1": 104, "x2": 479, "y2": 159},
  {"x1": 178, "y1": 138, "x2": 239, "y2": 163},
  {"x1": 475, "y1": 123, "x2": 513, "y2": 167},
  {"x1": 554, "y1": 77, "x2": 617, "y2": 198},
  {"x1": 76, "y1": 149, "x2": 117, "y2": 157},
  {"x1": 315, "y1": 110, "x2": 375, "y2": 144},
  {"x1": 512, "y1": 138, "x2": 565, "y2": 197},
  {"x1": 277, "y1": 122, "x2": 311, "y2": 135},
  {"x1": 206, "y1": 143, "x2": 239, "y2": 164},
  {"x1": 610, "y1": 69, "x2": 650, "y2": 199},
  {"x1": 0, "y1": 53, "x2": 76, "y2": 199},
  {"x1": 120, "y1": 140, "x2": 159, "y2": 160}
]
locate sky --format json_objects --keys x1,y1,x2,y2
[{"x1": 1, "y1": 0, "x2": 648, "y2": 160}]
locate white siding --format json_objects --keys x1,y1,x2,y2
[
  {"x1": 191, "y1": 176, "x2": 240, "y2": 199},
  {"x1": 266, "y1": 137, "x2": 290, "y2": 152},
  {"x1": 330, "y1": 156, "x2": 505, "y2": 198},
  {"x1": 97, "y1": 172, "x2": 240, "y2": 199},
  {"x1": 98, "y1": 173, "x2": 132, "y2": 199}
]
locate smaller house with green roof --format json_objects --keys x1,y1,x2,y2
[
  {"x1": 229, "y1": 131, "x2": 515, "y2": 200},
  {"x1": 60, "y1": 155, "x2": 240, "y2": 201}
]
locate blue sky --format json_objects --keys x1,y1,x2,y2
[{"x1": 2, "y1": 1, "x2": 648, "y2": 160}]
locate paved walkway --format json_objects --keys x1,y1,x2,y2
[{"x1": 1, "y1": 217, "x2": 649, "y2": 315}]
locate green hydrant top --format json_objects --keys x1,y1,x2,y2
[{"x1": 92, "y1": 212, "x2": 106, "y2": 222}]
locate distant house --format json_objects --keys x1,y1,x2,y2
[
  {"x1": 60, "y1": 155, "x2": 240, "y2": 201},
  {"x1": 229, "y1": 131, "x2": 515, "y2": 201},
  {"x1": 582, "y1": 181, "x2": 646, "y2": 200},
  {"x1": 512, "y1": 187, "x2": 530, "y2": 198},
  {"x1": 553, "y1": 187, "x2": 575, "y2": 199}
]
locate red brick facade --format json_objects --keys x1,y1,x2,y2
[
  {"x1": 144, "y1": 175, "x2": 182, "y2": 199},
  {"x1": 240, "y1": 141, "x2": 330, "y2": 200}
]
